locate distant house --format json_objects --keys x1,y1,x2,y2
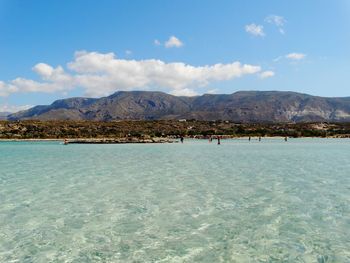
[{"x1": 178, "y1": 119, "x2": 187, "y2": 122}]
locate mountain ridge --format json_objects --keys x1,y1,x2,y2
[
  {"x1": 0, "y1": 112, "x2": 10, "y2": 120},
  {"x1": 8, "y1": 90, "x2": 350, "y2": 122}
]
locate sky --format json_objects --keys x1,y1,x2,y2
[{"x1": 0, "y1": 0, "x2": 350, "y2": 112}]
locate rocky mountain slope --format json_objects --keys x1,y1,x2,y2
[{"x1": 8, "y1": 91, "x2": 350, "y2": 122}]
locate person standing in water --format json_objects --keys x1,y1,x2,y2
[
  {"x1": 248, "y1": 136, "x2": 251, "y2": 141},
  {"x1": 180, "y1": 136, "x2": 184, "y2": 143},
  {"x1": 259, "y1": 136, "x2": 261, "y2": 142},
  {"x1": 285, "y1": 136, "x2": 288, "y2": 142},
  {"x1": 217, "y1": 136, "x2": 221, "y2": 145}
]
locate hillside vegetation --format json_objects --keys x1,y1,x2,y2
[{"x1": 1, "y1": 120, "x2": 350, "y2": 139}]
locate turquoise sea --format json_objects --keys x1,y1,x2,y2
[{"x1": 0, "y1": 139, "x2": 349, "y2": 262}]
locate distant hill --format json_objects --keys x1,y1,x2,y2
[
  {"x1": 0, "y1": 112, "x2": 10, "y2": 120},
  {"x1": 8, "y1": 91, "x2": 350, "y2": 122}
]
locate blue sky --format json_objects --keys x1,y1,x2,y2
[{"x1": 0, "y1": 0, "x2": 349, "y2": 112}]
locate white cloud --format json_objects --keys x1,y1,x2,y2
[
  {"x1": 0, "y1": 104, "x2": 33, "y2": 113},
  {"x1": 0, "y1": 62, "x2": 74, "y2": 96},
  {"x1": 265, "y1": 15, "x2": 286, "y2": 27},
  {"x1": 0, "y1": 51, "x2": 264, "y2": 97},
  {"x1": 273, "y1": 56, "x2": 283, "y2": 62},
  {"x1": 259, "y1": 71, "x2": 275, "y2": 79},
  {"x1": 274, "y1": 53, "x2": 307, "y2": 63},
  {"x1": 154, "y1": 39, "x2": 161, "y2": 46},
  {"x1": 33, "y1": 63, "x2": 72, "y2": 83},
  {"x1": 206, "y1": 89, "x2": 219, "y2": 94},
  {"x1": 0, "y1": 81, "x2": 14, "y2": 96},
  {"x1": 286, "y1": 53, "x2": 306, "y2": 60},
  {"x1": 164, "y1": 36, "x2": 183, "y2": 48},
  {"x1": 245, "y1": 23, "x2": 265, "y2": 37},
  {"x1": 125, "y1": 50, "x2": 132, "y2": 56},
  {"x1": 265, "y1": 15, "x2": 286, "y2": 34},
  {"x1": 32, "y1": 63, "x2": 54, "y2": 78},
  {"x1": 170, "y1": 88, "x2": 198, "y2": 96},
  {"x1": 0, "y1": 64, "x2": 73, "y2": 96}
]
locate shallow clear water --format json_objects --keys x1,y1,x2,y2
[{"x1": 0, "y1": 139, "x2": 349, "y2": 262}]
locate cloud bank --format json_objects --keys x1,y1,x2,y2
[
  {"x1": 0, "y1": 104, "x2": 33, "y2": 113},
  {"x1": 0, "y1": 51, "x2": 267, "y2": 97}
]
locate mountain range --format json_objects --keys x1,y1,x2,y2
[
  {"x1": 0, "y1": 112, "x2": 10, "y2": 120},
  {"x1": 7, "y1": 91, "x2": 350, "y2": 122}
]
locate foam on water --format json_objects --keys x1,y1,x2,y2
[{"x1": 0, "y1": 139, "x2": 349, "y2": 262}]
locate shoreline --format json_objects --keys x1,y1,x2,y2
[
  {"x1": 0, "y1": 137, "x2": 177, "y2": 144},
  {"x1": 0, "y1": 136, "x2": 349, "y2": 143}
]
